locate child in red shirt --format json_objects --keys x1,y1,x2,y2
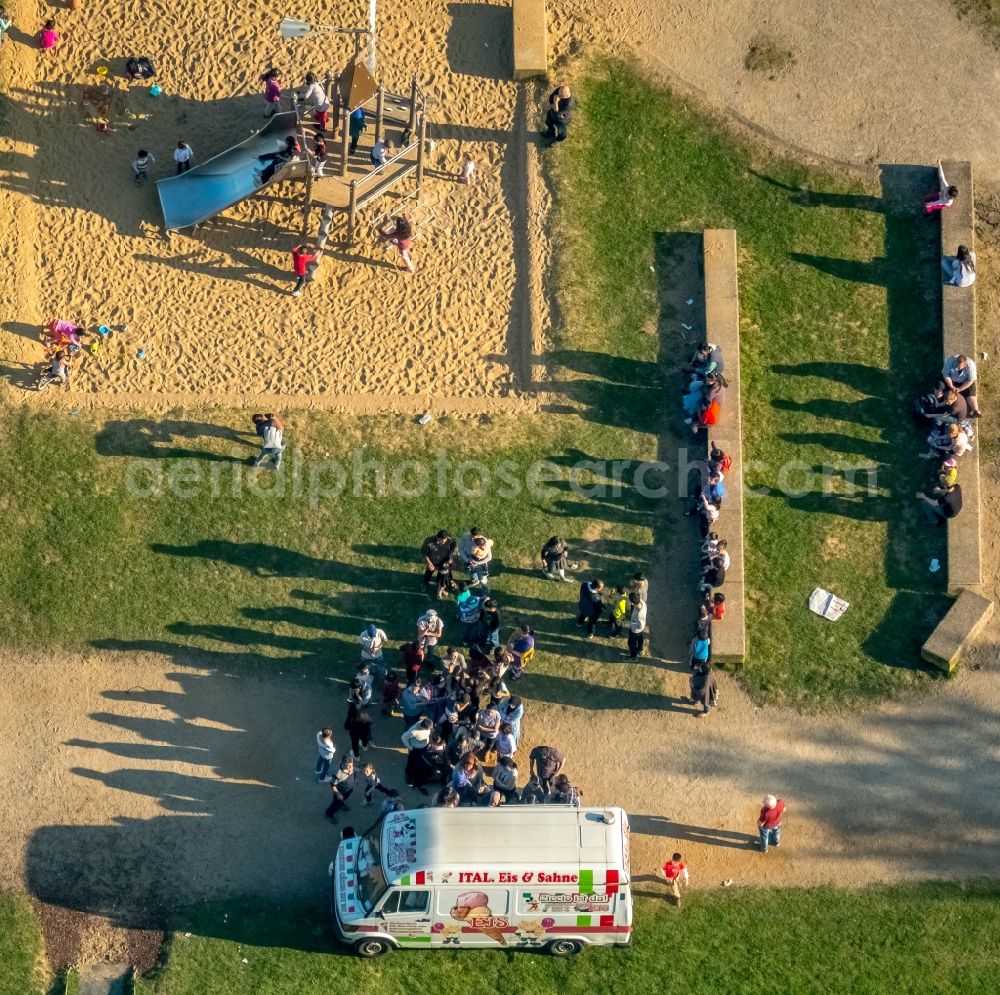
[
  {"x1": 290, "y1": 244, "x2": 318, "y2": 298},
  {"x1": 710, "y1": 592, "x2": 725, "y2": 621},
  {"x1": 660, "y1": 852, "x2": 690, "y2": 905}
]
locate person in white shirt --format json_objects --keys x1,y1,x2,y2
[
  {"x1": 416, "y1": 609, "x2": 444, "y2": 651},
  {"x1": 131, "y1": 149, "x2": 155, "y2": 185},
  {"x1": 358, "y1": 623, "x2": 388, "y2": 678},
  {"x1": 942, "y1": 353, "x2": 980, "y2": 417},
  {"x1": 314, "y1": 727, "x2": 336, "y2": 782},
  {"x1": 173, "y1": 140, "x2": 194, "y2": 174},
  {"x1": 251, "y1": 413, "x2": 285, "y2": 469},
  {"x1": 298, "y1": 71, "x2": 330, "y2": 130},
  {"x1": 942, "y1": 244, "x2": 976, "y2": 288},
  {"x1": 459, "y1": 152, "x2": 475, "y2": 185},
  {"x1": 626, "y1": 592, "x2": 647, "y2": 660}
]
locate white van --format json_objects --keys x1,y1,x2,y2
[{"x1": 329, "y1": 806, "x2": 632, "y2": 957}]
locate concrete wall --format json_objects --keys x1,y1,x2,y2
[
  {"x1": 512, "y1": 0, "x2": 547, "y2": 80},
  {"x1": 703, "y1": 229, "x2": 745, "y2": 665}
]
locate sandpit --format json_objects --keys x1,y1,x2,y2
[{"x1": 0, "y1": 0, "x2": 551, "y2": 407}]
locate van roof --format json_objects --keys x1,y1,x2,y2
[{"x1": 379, "y1": 806, "x2": 630, "y2": 889}]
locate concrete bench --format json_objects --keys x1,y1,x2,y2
[
  {"x1": 920, "y1": 589, "x2": 993, "y2": 673},
  {"x1": 939, "y1": 160, "x2": 982, "y2": 595},
  {"x1": 702, "y1": 229, "x2": 745, "y2": 665},
  {"x1": 512, "y1": 0, "x2": 547, "y2": 80}
]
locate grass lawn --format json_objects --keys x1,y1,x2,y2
[
  {"x1": 547, "y1": 61, "x2": 950, "y2": 707},
  {"x1": 952, "y1": 0, "x2": 1000, "y2": 45},
  {"x1": 0, "y1": 893, "x2": 47, "y2": 995},
  {"x1": 123, "y1": 883, "x2": 1000, "y2": 995},
  {"x1": 0, "y1": 64, "x2": 953, "y2": 709}
]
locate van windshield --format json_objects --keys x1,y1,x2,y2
[{"x1": 355, "y1": 822, "x2": 388, "y2": 913}]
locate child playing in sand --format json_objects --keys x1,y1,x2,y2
[
  {"x1": 132, "y1": 149, "x2": 155, "y2": 185},
  {"x1": 379, "y1": 213, "x2": 415, "y2": 273},
  {"x1": 173, "y1": 141, "x2": 194, "y2": 174},
  {"x1": 261, "y1": 68, "x2": 281, "y2": 117},
  {"x1": 37, "y1": 18, "x2": 58, "y2": 49},
  {"x1": 459, "y1": 152, "x2": 475, "y2": 185},
  {"x1": 0, "y1": 8, "x2": 13, "y2": 48}
]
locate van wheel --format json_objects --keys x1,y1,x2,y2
[
  {"x1": 355, "y1": 938, "x2": 391, "y2": 958},
  {"x1": 547, "y1": 938, "x2": 582, "y2": 957}
]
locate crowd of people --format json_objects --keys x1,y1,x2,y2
[
  {"x1": 914, "y1": 353, "x2": 979, "y2": 523},
  {"x1": 314, "y1": 526, "x2": 592, "y2": 821},
  {"x1": 678, "y1": 342, "x2": 733, "y2": 715}
]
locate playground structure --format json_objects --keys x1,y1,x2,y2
[{"x1": 154, "y1": 56, "x2": 434, "y2": 248}]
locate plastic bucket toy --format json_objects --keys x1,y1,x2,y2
[{"x1": 149, "y1": 84, "x2": 162, "y2": 97}]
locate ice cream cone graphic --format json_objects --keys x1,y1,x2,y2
[{"x1": 450, "y1": 890, "x2": 508, "y2": 946}]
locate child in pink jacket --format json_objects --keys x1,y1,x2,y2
[{"x1": 38, "y1": 18, "x2": 58, "y2": 49}]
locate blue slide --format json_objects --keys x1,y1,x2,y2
[{"x1": 156, "y1": 111, "x2": 306, "y2": 232}]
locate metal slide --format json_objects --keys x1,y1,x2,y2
[{"x1": 156, "y1": 111, "x2": 306, "y2": 232}]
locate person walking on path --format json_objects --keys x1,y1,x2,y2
[
  {"x1": 325, "y1": 756, "x2": 356, "y2": 821},
  {"x1": 689, "y1": 662, "x2": 719, "y2": 716},
  {"x1": 314, "y1": 727, "x2": 335, "y2": 781},
  {"x1": 402, "y1": 718, "x2": 435, "y2": 795},
  {"x1": 250, "y1": 413, "x2": 285, "y2": 468},
  {"x1": 173, "y1": 141, "x2": 194, "y2": 174},
  {"x1": 528, "y1": 744, "x2": 564, "y2": 794},
  {"x1": 344, "y1": 684, "x2": 374, "y2": 759},
  {"x1": 757, "y1": 794, "x2": 786, "y2": 853},
  {"x1": 261, "y1": 68, "x2": 282, "y2": 117},
  {"x1": 659, "y1": 852, "x2": 689, "y2": 905},
  {"x1": 577, "y1": 579, "x2": 605, "y2": 639},
  {"x1": 626, "y1": 592, "x2": 647, "y2": 659}
]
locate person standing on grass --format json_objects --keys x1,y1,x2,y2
[
  {"x1": 251, "y1": 413, "x2": 285, "y2": 468},
  {"x1": 325, "y1": 756, "x2": 356, "y2": 821},
  {"x1": 400, "y1": 675, "x2": 430, "y2": 728},
  {"x1": 541, "y1": 535, "x2": 572, "y2": 581},
  {"x1": 173, "y1": 141, "x2": 194, "y2": 174},
  {"x1": 420, "y1": 529, "x2": 457, "y2": 595},
  {"x1": 416, "y1": 608, "x2": 444, "y2": 659},
  {"x1": 577, "y1": 579, "x2": 605, "y2": 639},
  {"x1": 315, "y1": 727, "x2": 336, "y2": 781},
  {"x1": 261, "y1": 68, "x2": 282, "y2": 117},
  {"x1": 358, "y1": 622, "x2": 388, "y2": 680},
  {"x1": 626, "y1": 591, "x2": 647, "y2": 660},
  {"x1": 659, "y1": 852, "x2": 689, "y2": 905},
  {"x1": 630, "y1": 571, "x2": 649, "y2": 604},
  {"x1": 942, "y1": 353, "x2": 981, "y2": 418},
  {"x1": 757, "y1": 794, "x2": 786, "y2": 853},
  {"x1": 542, "y1": 84, "x2": 572, "y2": 143}
]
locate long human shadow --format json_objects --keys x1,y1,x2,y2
[
  {"x1": 23, "y1": 670, "x2": 376, "y2": 947},
  {"x1": 95, "y1": 418, "x2": 254, "y2": 460},
  {"x1": 760, "y1": 165, "x2": 949, "y2": 664}
]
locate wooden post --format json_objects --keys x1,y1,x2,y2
[
  {"x1": 331, "y1": 74, "x2": 341, "y2": 135},
  {"x1": 339, "y1": 106, "x2": 350, "y2": 177},
  {"x1": 324, "y1": 70, "x2": 334, "y2": 105},
  {"x1": 347, "y1": 181, "x2": 358, "y2": 246},
  {"x1": 301, "y1": 164, "x2": 313, "y2": 239},
  {"x1": 407, "y1": 76, "x2": 418, "y2": 133},
  {"x1": 375, "y1": 83, "x2": 385, "y2": 146},
  {"x1": 415, "y1": 111, "x2": 427, "y2": 201}
]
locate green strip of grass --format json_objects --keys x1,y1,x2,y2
[
  {"x1": 128, "y1": 883, "x2": 1000, "y2": 995},
  {"x1": 548, "y1": 61, "x2": 949, "y2": 708},
  {"x1": 0, "y1": 893, "x2": 46, "y2": 995},
  {"x1": 0, "y1": 408, "x2": 665, "y2": 702}
]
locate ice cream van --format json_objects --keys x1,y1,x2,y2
[{"x1": 329, "y1": 806, "x2": 632, "y2": 957}]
